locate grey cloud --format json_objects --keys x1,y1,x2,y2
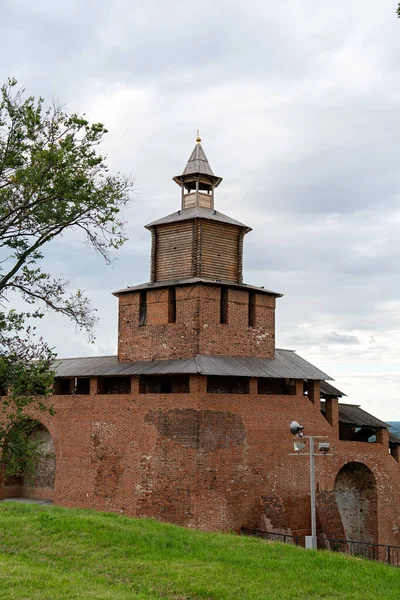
[
  {"x1": 324, "y1": 332, "x2": 360, "y2": 345},
  {"x1": 1, "y1": 0, "x2": 400, "y2": 419}
]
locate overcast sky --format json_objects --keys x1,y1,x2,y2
[{"x1": 2, "y1": 0, "x2": 400, "y2": 419}]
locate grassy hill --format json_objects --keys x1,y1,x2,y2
[{"x1": 0, "y1": 503, "x2": 399, "y2": 600}]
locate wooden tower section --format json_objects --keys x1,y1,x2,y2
[
  {"x1": 146, "y1": 137, "x2": 251, "y2": 284},
  {"x1": 115, "y1": 137, "x2": 281, "y2": 362}
]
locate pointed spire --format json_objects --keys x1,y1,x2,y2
[
  {"x1": 182, "y1": 141, "x2": 215, "y2": 178},
  {"x1": 173, "y1": 136, "x2": 223, "y2": 192}
]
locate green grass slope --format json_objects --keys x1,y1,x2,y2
[{"x1": 0, "y1": 503, "x2": 399, "y2": 600}]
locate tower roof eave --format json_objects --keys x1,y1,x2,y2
[
  {"x1": 173, "y1": 173, "x2": 223, "y2": 189},
  {"x1": 113, "y1": 277, "x2": 282, "y2": 298},
  {"x1": 145, "y1": 206, "x2": 251, "y2": 230}
]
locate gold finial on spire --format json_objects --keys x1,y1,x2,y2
[{"x1": 196, "y1": 129, "x2": 201, "y2": 143}]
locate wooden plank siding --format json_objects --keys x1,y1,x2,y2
[
  {"x1": 152, "y1": 218, "x2": 243, "y2": 283},
  {"x1": 200, "y1": 221, "x2": 241, "y2": 282},
  {"x1": 154, "y1": 222, "x2": 193, "y2": 281},
  {"x1": 183, "y1": 193, "x2": 213, "y2": 210}
]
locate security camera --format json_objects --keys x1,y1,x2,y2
[{"x1": 290, "y1": 421, "x2": 304, "y2": 437}]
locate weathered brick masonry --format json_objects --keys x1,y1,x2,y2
[
  {"x1": 118, "y1": 285, "x2": 276, "y2": 361},
  {"x1": 3, "y1": 139, "x2": 399, "y2": 547}
]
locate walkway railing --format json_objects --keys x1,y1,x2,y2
[{"x1": 240, "y1": 528, "x2": 400, "y2": 567}]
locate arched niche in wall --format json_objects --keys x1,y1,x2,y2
[
  {"x1": 334, "y1": 462, "x2": 377, "y2": 544},
  {"x1": 2, "y1": 421, "x2": 56, "y2": 502}
]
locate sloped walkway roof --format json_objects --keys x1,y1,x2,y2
[
  {"x1": 321, "y1": 401, "x2": 388, "y2": 430},
  {"x1": 320, "y1": 381, "x2": 346, "y2": 397},
  {"x1": 338, "y1": 403, "x2": 388, "y2": 429},
  {"x1": 53, "y1": 349, "x2": 332, "y2": 381}
]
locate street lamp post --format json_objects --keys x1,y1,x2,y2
[
  {"x1": 308, "y1": 435, "x2": 316, "y2": 549},
  {"x1": 289, "y1": 421, "x2": 330, "y2": 550}
]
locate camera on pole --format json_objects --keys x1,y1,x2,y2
[{"x1": 289, "y1": 421, "x2": 304, "y2": 438}]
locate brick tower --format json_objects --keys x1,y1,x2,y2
[
  {"x1": 15, "y1": 137, "x2": 400, "y2": 547},
  {"x1": 115, "y1": 137, "x2": 281, "y2": 362}
]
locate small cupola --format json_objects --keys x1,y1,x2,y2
[{"x1": 173, "y1": 135, "x2": 223, "y2": 210}]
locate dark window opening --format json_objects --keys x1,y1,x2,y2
[
  {"x1": 97, "y1": 376, "x2": 131, "y2": 394},
  {"x1": 75, "y1": 378, "x2": 90, "y2": 395},
  {"x1": 54, "y1": 377, "x2": 90, "y2": 395},
  {"x1": 303, "y1": 379, "x2": 317, "y2": 403},
  {"x1": 139, "y1": 375, "x2": 190, "y2": 394},
  {"x1": 258, "y1": 378, "x2": 296, "y2": 395},
  {"x1": 168, "y1": 287, "x2": 176, "y2": 323},
  {"x1": 389, "y1": 445, "x2": 399, "y2": 462},
  {"x1": 54, "y1": 378, "x2": 72, "y2": 395},
  {"x1": 339, "y1": 423, "x2": 379, "y2": 443},
  {"x1": 320, "y1": 400, "x2": 331, "y2": 424},
  {"x1": 248, "y1": 292, "x2": 256, "y2": 327},
  {"x1": 139, "y1": 290, "x2": 147, "y2": 326},
  {"x1": 220, "y1": 287, "x2": 228, "y2": 324},
  {"x1": 207, "y1": 376, "x2": 249, "y2": 394}
]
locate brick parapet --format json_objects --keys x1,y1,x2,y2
[{"x1": 118, "y1": 284, "x2": 275, "y2": 361}]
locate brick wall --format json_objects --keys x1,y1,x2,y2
[
  {"x1": 12, "y1": 375, "x2": 399, "y2": 547},
  {"x1": 118, "y1": 284, "x2": 275, "y2": 361}
]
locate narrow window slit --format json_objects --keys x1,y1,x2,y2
[
  {"x1": 220, "y1": 287, "x2": 228, "y2": 324},
  {"x1": 168, "y1": 287, "x2": 176, "y2": 323},
  {"x1": 248, "y1": 292, "x2": 256, "y2": 327},
  {"x1": 139, "y1": 290, "x2": 147, "y2": 326}
]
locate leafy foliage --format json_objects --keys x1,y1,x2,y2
[{"x1": 0, "y1": 79, "x2": 132, "y2": 480}]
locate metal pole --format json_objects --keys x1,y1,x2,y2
[
  {"x1": 310, "y1": 436, "x2": 317, "y2": 542},
  {"x1": 305, "y1": 436, "x2": 317, "y2": 549}
]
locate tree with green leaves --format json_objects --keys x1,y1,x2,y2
[{"x1": 0, "y1": 78, "x2": 133, "y2": 482}]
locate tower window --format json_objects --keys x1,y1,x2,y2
[
  {"x1": 207, "y1": 376, "x2": 249, "y2": 394},
  {"x1": 258, "y1": 378, "x2": 296, "y2": 395},
  {"x1": 220, "y1": 287, "x2": 228, "y2": 324},
  {"x1": 139, "y1": 290, "x2": 147, "y2": 326},
  {"x1": 97, "y1": 376, "x2": 131, "y2": 394},
  {"x1": 139, "y1": 375, "x2": 190, "y2": 394},
  {"x1": 248, "y1": 292, "x2": 256, "y2": 327},
  {"x1": 168, "y1": 287, "x2": 176, "y2": 323}
]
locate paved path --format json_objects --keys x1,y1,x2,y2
[{"x1": 1, "y1": 497, "x2": 53, "y2": 505}]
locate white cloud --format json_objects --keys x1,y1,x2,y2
[{"x1": 1, "y1": 0, "x2": 400, "y2": 420}]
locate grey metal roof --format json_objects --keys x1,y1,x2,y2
[
  {"x1": 195, "y1": 351, "x2": 332, "y2": 379},
  {"x1": 182, "y1": 142, "x2": 215, "y2": 177},
  {"x1": 337, "y1": 403, "x2": 388, "y2": 429},
  {"x1": 146, "y1": 206, "x2": 250, "y2": 230},
  {"x1": 53, "y1": 355, "x2": 197, "y2": 378},
  {"x1": 53, "y1": 349, "x2": 332, "y2": 381},
  {"x1": 113, "y1": 277, "x2": 282, "y2": 298},
  {"x1": 320, "y1": 381, "x2": 346, "y2": 398}
]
